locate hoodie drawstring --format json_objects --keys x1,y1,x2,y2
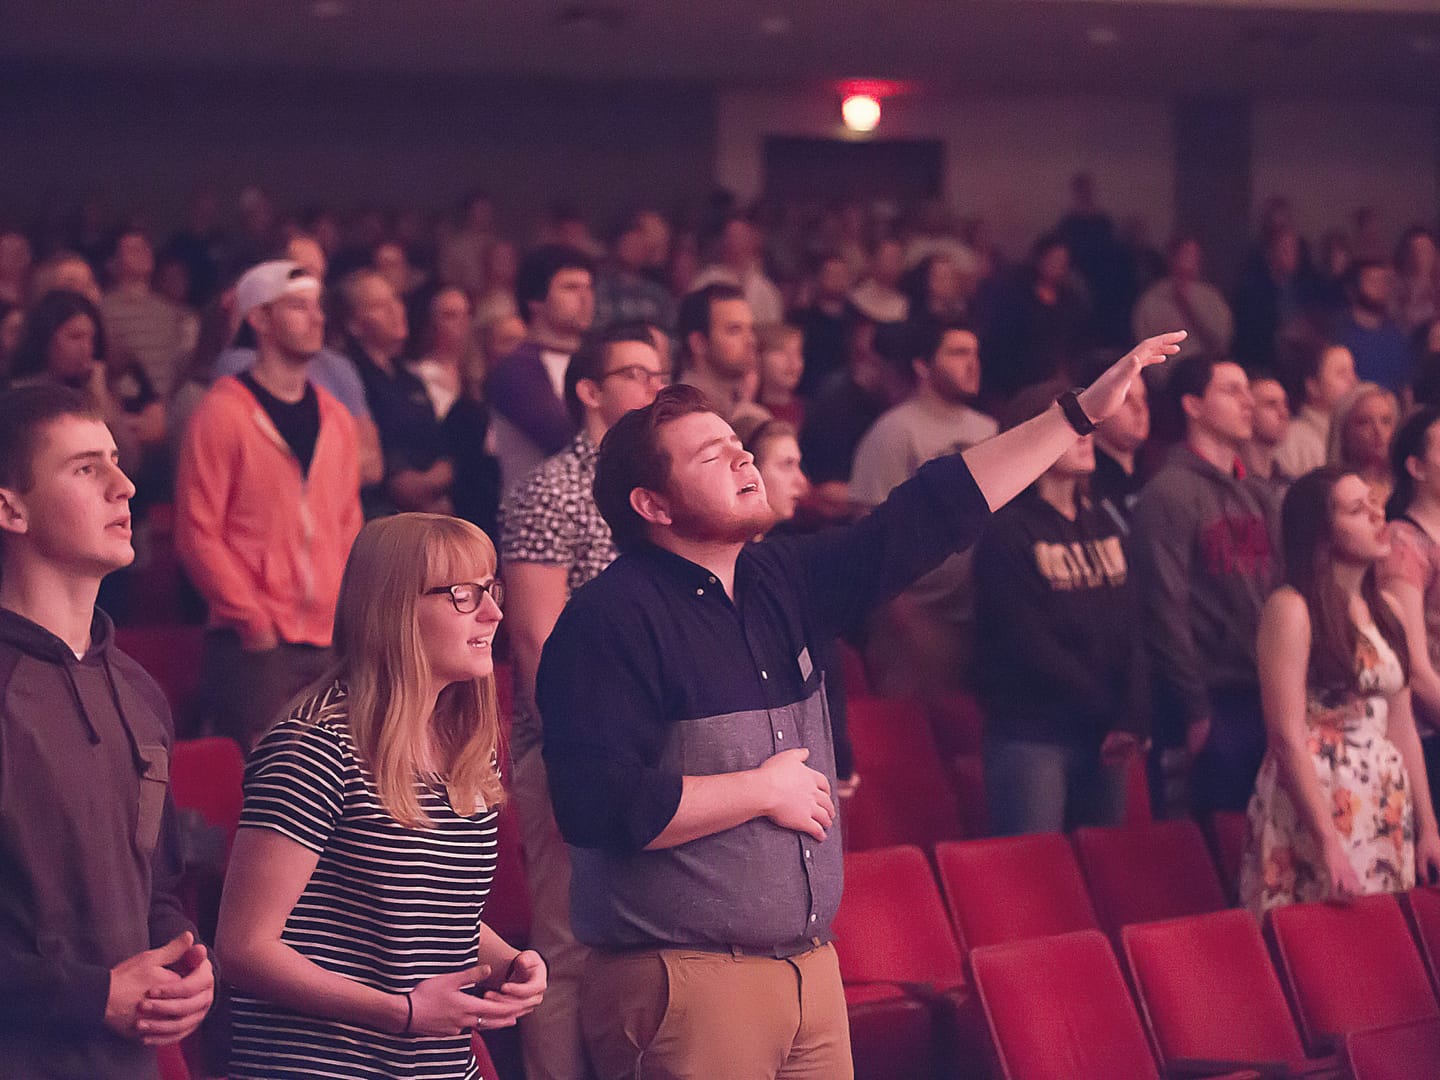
[
  {"x1": 60, "y1": 661, "x2": 101, "y2": 745},
  {"x1": 101, "y1": 654, "x2": 150, "y2": 775}
]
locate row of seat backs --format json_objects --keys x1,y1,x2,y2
[
  {"x1": 971, "y1": 891, "x2": 1440, "y2": 1080},
  {"x1": 842, "y1": 695, "x2": 1152, "y2": 853},
  {"x1": 837, "y1": 836, "x2": 1440, "y2": 1078}
]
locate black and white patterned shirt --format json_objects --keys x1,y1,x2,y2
[
  {"x1": 498, "y1": 432, "x2": 617, "y2": 756},
  {"x1": 229, "y1": 681, "x2": 499, "y2": 1080}
]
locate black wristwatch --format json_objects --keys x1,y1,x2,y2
[{"x1": 1057, "y1": 389, "x2": 1095, "y2": 436}]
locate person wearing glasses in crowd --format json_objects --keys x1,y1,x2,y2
[
  {"x1": 217, "y1": 513, "x2": 546, "y2": 1080},
  {"x1": 538, "y1": 332, "x2": 1185, "y2": 1078},
  {"x1": 497, "y1": 320, "x2": 668, "y2": 1080}
]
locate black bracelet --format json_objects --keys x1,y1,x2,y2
[
  {"x1": 1057, "y1": 388, "x2": 1096, "y2": 436},
  {"x1": 401, "y1": 991, "x2": 414, "y2": 1035}
]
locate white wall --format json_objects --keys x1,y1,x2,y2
[
  {"x1": 1251, "y1": 101, "x2": 1439, "y2": 245},
  {"x1": 717, "y1": 88, "x2": 1177, "y2": 259}
]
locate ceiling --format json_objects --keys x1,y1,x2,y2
[{"x1": 5, "y1": 0, "x2": 1440, "y2": 98}]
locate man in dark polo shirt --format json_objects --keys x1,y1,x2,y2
[{"x1": 537, "y1": 332, "x2": 1185, "y2": 1078}]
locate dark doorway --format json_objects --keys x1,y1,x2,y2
[{"x1": 763, "y1": 137, "x2": 945, "y2": 202}]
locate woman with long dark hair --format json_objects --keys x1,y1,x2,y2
[
  {"x1": 1379, "y1": 406, "x2": 1440, "y2": 822},
  {"x1": 1240, "y1": 467, "x2": 1440, "y2": 913},
  {"x1": 8, "y1": 288, "x2": 162, "y2": 474}
]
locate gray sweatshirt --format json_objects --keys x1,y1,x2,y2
[{"x1": 1131, "y1": 446, "x2": 1281, "y2": 729}]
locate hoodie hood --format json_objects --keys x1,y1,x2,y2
[
  {"x1": 0, "y1": 606, "x2": 114, "y2": 664},
  {"x1": 0, "y1": 607, "x2": 134, "y2": 752}
]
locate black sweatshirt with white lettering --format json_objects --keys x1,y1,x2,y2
[{"x1": 974, "y1": 487, "x2": 1149, "y2": 744}]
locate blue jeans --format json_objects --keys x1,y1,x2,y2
[
  {"x1": 1189, "y1": 687, "x2": 1266, "y2": 818},
  {"x1": 983, "y1": 737, "x2": 1129, "y2": 837}
]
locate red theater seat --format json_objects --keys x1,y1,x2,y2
[
  {"x1": 843, "y1": 697, "x2": 963, "y2": 850},
  {"x1": 845, "y1": 983, "x2": 938, "y2": 1080},
  {"x1": 935, "y1": 834, "x2": 1099, "y2": 954},
  {"x1": 969, "y1": 929, "x2": 1160, "y2": 1080},
  {"x1": 1072, "y1": 820, "x2": 1228, "y2": 938},
  {"x1": 1122, "y1": 909, "x2": 1336, "y2": 1076},
  {"x1": 471, "y1": 1029, "x2": 501, "y2": 1080},
  {"x1": 834, "y1": 846, "x2": 966, "y2": 1076},
  {"x1": 115, "y1": 624, "x2": 205, "y2": 735},
  {"x1": 1344, "y1": 1017, "x2": 1440, "y2": 1080},
  {"x1": 171, "y1": 736, "x2": 246, "y2": 857},
  {"x1": 839, "y1": 642, "x2": 871, "y2": 698},
  {"x1": 482, "y1": 804, "x2": 531, "y2": 948},
  {"x1": 1402, "y1": 886, "x2": 1440, "y2": 1000},
  {"x1": 1267, "y1": 893, "x2": 1439, "y2": 1055},
  {"x1": 948, "y1": 754, "x2": 989, "y2": 839},
  {"x1": 1124, "y1": 754, "x2": 1152, "y2": 825},
  {"x1": 1208, "y1": 811, "x2": 1249, "y2": 901},
  {"x1": 835, "y1": 845, "x2": 965, "y2": 994}
]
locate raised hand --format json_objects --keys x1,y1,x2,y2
[{"x1": 1077, "y1": 331, "x2": 1187, "y2": 425}]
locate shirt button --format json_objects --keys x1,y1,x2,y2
[
  {"x1": 776, "y1": 730, "x2": 784, "y2": 740},
  {"x1": 805, "y1": 849, "x2": 812, "y2": 859},
  {"x1": 761, "y1": 670, "x2": 768, "y2": 680},
  {"x1": 708, "y1": 575, "x2": 717, "y2": 584},
  {"x1": 810, "y1": 913, "x2": 818, "y2": 922},
  {"x1": 695, "y1": 587, "x2": 704, "y2": 597}
]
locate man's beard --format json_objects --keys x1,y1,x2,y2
[{"x1": 670, "y1": 501, "x2": 778, "y2": 545}]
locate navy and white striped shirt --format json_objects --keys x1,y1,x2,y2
[{"x1": 229, "y1": 681, "x2": 499, "y2": 1080}]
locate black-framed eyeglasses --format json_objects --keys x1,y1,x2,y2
[
  {"x1": 423, "y1": 580, "x2": 505, "y2": 613},
  {"x1": 602, "y1": 364, "x2": 672, "y2": 388}
]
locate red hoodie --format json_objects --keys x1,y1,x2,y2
[{"x1": 175, "y1": 376, "x2": 362, "y2": 648}]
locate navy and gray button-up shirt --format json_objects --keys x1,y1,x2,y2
[{"x1": 537, "y1": 451, "x2": 990, "y2": 955}]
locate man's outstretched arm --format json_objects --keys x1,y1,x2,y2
[{"x1": 963, "y1": 331, "x2": 1185, "y2": 511}]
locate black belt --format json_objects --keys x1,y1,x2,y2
[{"x1": 601, "y1": 936, "x2": 831, "y2": 961}]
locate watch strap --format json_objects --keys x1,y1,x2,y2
[{"x1": 1057, "y1": 389, "x2": 1096, "y2": 436}]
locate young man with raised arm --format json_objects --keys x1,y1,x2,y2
[{"x1": 538, "y1": 332, "x2": 1184, "y2": 1078}]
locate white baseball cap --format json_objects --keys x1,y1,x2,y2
[{"x1": 234, "y1": 259, "x2": 320, "y2": 321}]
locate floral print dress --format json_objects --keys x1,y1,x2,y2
[{"x1": 1240, "y1": 625, "x2": 1415, "y2": 915}]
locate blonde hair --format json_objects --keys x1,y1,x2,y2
[
  {"x1": 1326, "y1": 381, "x2": 1398, "y2": 468},
  {"x1": 332, "y1": 512, "x2": 505, "y2": 826}
]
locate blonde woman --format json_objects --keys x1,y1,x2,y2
[
  {"x1": 217, "y1": 514, "x2": 545, "y2": 1080},
  {"x1": 1327, "y1": 381, "x2": 1399, "y2": 508}
]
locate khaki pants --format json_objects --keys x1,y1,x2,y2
[
  {"x1": 581, "y1": 944, "x2": 852, "y2": 1080},
  {"x1": 511, "y1": 748, "x2": 593, "y2": 1080}
]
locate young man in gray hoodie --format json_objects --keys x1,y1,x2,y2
[
  {"x1": 1132, "y1": 353, "x2": 1281, "y2": 818},
  {"x1": 0, "y1": 383, "x2": 214, "y2": 1078}
]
